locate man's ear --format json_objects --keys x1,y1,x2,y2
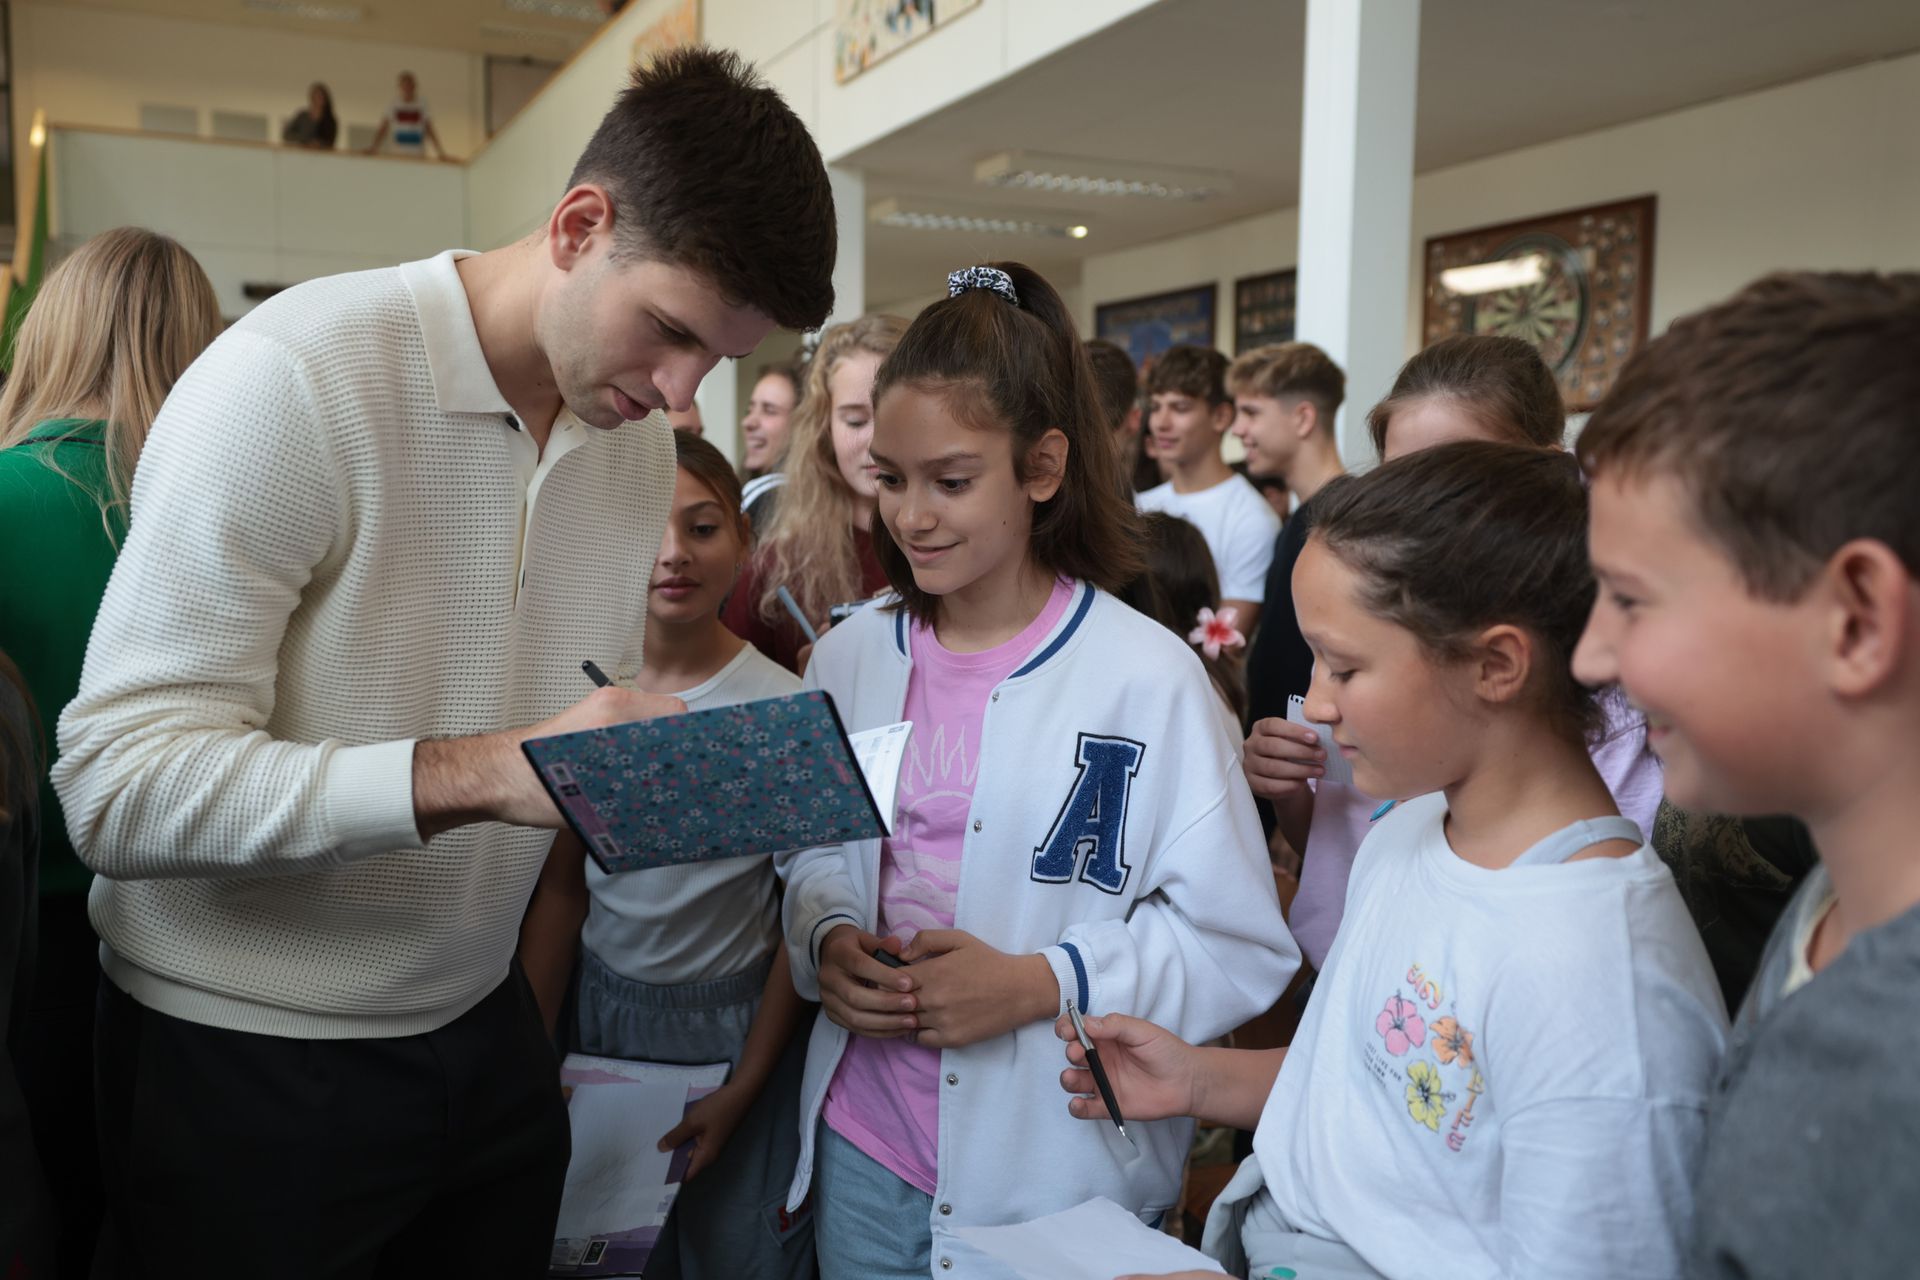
[
  {"x1": 546, "y1": 184, "x2": 616, "y2": 272},
  {"x1": 1024, "y1": 429, "x2": 1070, "y2": 503},
  {"x1": 1823, "y1": 538, "x2": 1914, "y2": 700},
  {"x1": 1471, "y1": 623, "x2": 1533, "y2": 709}
]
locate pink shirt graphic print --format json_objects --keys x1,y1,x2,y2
[{"x1": 822, "y1": 578, "x2": 1075, "y2": 1194}]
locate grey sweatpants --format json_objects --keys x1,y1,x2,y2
[
  {"x1": 1203, "y1": 1156, "x2": 1385, "y2": 1279},
  {"x1": 574, "y1": 947, "x2": 815, "y2": 1280}
]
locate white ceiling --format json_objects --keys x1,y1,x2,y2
[
  {"x1": 850, "y1": 0, "x2": 1920, "y2": 305},
  {"x1": 50, "y1": 0, "x2": 609, "y2": 58}
]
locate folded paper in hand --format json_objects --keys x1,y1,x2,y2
[
  {"x1": 1287, "y1": 693, "x2": 1355, "y2": 787},
  {"x1": 550, "y1": 1054, "x2": 730, "y2": 1277},
  {"x1": 523, "y1": 690, "x2": 911, "y2": 874}
]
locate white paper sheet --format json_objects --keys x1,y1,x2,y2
[
  {"x1": 551, "y1": 1055, "x2": 730, "y2": 1256},
  {"x1": 1287, "y1": 694, "x2": 1355, "y2": 786},
  {"x1": 951, "y1": 1198, "x2": 1227, "y2": 1279},
  {"x1": 552, "y1": 1082, "x2": 679, "y2": 1240},
  {"x1": 848, "y1": 720, "x2": 912, "y2": 835}
]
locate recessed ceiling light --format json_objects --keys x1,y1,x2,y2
[
  {"x1": 974, "y1": 151, "x2": 1234, "y2": 203},
  {"x1": 867, "y1": 199, "x2": 1088, "y2": 240},
  {"x1": 502, "y1": 0, "x2": 604, "y2": 22},
  {"x1": 241, "y1": 0, "x2": 365, "y2": 20},
  {"x1": 479, "y1": 20, "x2": 579, "y2": 43},
  {"x1": 1439, "y1": 255, "x2": 1547, "y2": 296}
]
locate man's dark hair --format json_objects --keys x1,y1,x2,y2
[
  {"x1": 1083, "y1": 339, "x2": 1139, "y2": 432},
  {"x1": 568, "y1": 47, "x2": 836, "y2": 331},
  {"x1": 1145, "y1": 345, "x2": 1230, "y2": 406}
]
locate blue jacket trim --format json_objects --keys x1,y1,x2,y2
[
  {"x1": 893, "y1": 609, "x2": 908, "y2": 656},
  {"x1": 1011, "y1": 585, "x2": 1095, "y2": 680},
  {"x1": 810, "y1": 912, "x2": 862, "y2": 968},
  {"x1": 1061, "y1": 941, "x2": 1091, "y2": 1014}
]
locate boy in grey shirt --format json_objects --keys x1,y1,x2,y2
[{"x1": 1572, "y1": 270, "x2": 1920, "y2": 1279}]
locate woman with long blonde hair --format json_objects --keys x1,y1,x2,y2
[
  {"x1": 0, "y1": 225, "x2": 218, "y2": 1273},
  {"x1": 723, "y1": 313, "x2": 908, "y2": 672}
]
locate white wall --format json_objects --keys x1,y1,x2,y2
[
  {"x1": 1079, "y1": 51, "x2": 1920, "y2": 421},
  {"x1": 11, "y1": 3, "x2": 485, "y2": 166},
  {"x1": 703, "y1": 0, "x2": 1163, "y2": 164},
  {"x1": 51, "y1": 127, "x2": 467, "y2": 319}
]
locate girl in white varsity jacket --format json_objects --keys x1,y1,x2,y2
[{"x1": 777, "y1": 263, "x2": 1299, "y2": 1280}]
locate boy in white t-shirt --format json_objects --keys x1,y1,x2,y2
[
  {"x1": 1136, "y1": 345, "x2": 1279, "y2": 638},
  {"x1": 366, "y1": 71, "x2": 444, "y2": 158}
]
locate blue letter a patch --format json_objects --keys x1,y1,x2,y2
[{"x1": 1030, "y1": 734, "x2": 1145, "y2": 895}]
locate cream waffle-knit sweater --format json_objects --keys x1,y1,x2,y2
[{"x1": 52, "y1": 250, "x2": 674, "y2": 1038}]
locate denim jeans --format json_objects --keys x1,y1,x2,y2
[{"x1": 812, "y1": 1119, "x2": 934, "y2": 1280}]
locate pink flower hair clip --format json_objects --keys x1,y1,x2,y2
[{"x1": 1188, "y1": 605, "x2": 1245, "y2": 660}]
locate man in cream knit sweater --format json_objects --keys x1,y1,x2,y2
[{"x1": 52, "y1": 49, "x2": 835, "y2": 1278}]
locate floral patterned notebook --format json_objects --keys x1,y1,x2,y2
[{"x1": 522, "y1": 690, "x2": 894, "y2": 874}]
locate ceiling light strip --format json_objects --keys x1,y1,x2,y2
[
  {"x1": 501, "y1": 0, "x2": 605, "y2": 23},
  {"x1": 241, "y1": 0, "x2": 366, "y2": 20},
  {"x1": 874, "y1": 210, "x2": 1087, "y2": 239}
]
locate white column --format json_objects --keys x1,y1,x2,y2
[
  {"x1": 826, "y1": 165, "x2": 867, "y2": 327},
  {"x1": 1293, "y1": 0, "x2": 1420, "y2": 467},
  {"x1": 695, "y1": 360, "x2": 740, "y2": 463}
]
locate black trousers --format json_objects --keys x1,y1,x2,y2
[
  {"x1": 17, "y1": 893, "x2": 101, "y2": 1280},
  {"x1": 94, "y1": 962, "x2": 570, "y2": 1280}
]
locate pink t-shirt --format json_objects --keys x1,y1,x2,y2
[{"x1": 822, "y1": 578, "x2": 1074, "y2": 1194}]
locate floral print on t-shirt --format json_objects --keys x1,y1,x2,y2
[{"x1": 1367, "y1": 962, "x2": 1486, "y2": 1152}]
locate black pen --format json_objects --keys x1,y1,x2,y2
[
  {"x1": 581, "y1": 659, "x2": 611, "y2": 688},
  {"x1": 1068, "y1": 1003, "x2": 1135, "y2": 1150}
]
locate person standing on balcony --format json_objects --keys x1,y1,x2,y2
[
  {"x1": 282, "y1": 82, "x2": 338, "y2": 150},
  {"x1": 54, "y1": 49, "x2": 837, "y2": 1279},
  {"x1": 366, "y1": 71, "x2": 444, "y2": 159}
]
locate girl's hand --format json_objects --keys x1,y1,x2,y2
[
  {"x1": 897, "y1": 930, "x2": 1057, "y2": 1049},
  {"x1": 1242, "y1": 717, "x2": 1325, "y2": 802},
  {"x1": 657, "y1": 1080, "x2": 755, "y2": 1181},
  {"x1": 818, "y1": 925, "x2": 919, "y2": 1039},
  {"x1": 1055, "y1": 1012, "x2": 1201, "y2": 1124}
]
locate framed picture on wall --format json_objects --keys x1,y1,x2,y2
[
  {"x1": 633, "y1": 0, "x2": 699, "y2": 68},
  {"x1": 1233, "y1": 268, "x2": 1297, "y2": 353},
  {"x1": 1421, "y1": 195, "x2": 1657, "y2": 411},
  {"x1": 1094, "y1": 283, "x2": 1218, "y2": 384},
  {"x1": 834, "y1": 0, "x2": 984, "y2": 84}
]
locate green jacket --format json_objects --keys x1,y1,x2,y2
[{"x1": 0, "y1": 419, "x2": 120, "y2": 898}]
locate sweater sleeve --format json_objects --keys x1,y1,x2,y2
[
  {"x1": 51, "y1": 332, "x2": 423, "y2": 880},
  {"x1": 772, "y1": 634, "x2": 867, "y2": 1001},
  {"x1": 1040, "y1": 736, "x2": 1300, "y2": 1043}
]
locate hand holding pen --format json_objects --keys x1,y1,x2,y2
[{"x1": 1056, "y1": 1010, "x2": 1201, "y2": 1130}]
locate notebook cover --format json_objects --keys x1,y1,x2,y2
[{"x1": 522, "y1": 689, "x2": 886, "y2": 874}]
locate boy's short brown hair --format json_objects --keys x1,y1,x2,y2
[
  {"x1": 1145, "y1": 345, "x2": 1230, "y2": 406},
  {"x1": 1228, "y1": 342, "x2": 1346, "y2": 428},
  {"x1": 568, "y1": 47, "x2": 835, "y2": 332},
  {"x1": 1579, "y1": 272, "x2": 1920, "y2": 601},
  {"x1": 1083, "y1": 339, "x2": 1139, "y2": 432}
]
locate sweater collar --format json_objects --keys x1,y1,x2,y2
[
  {"x1": 398, "y1": 250, "x2": 516, "y2": 419},
  {"x1": 889, "y1": 579, "x2": 1096, "y2": 681}
]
